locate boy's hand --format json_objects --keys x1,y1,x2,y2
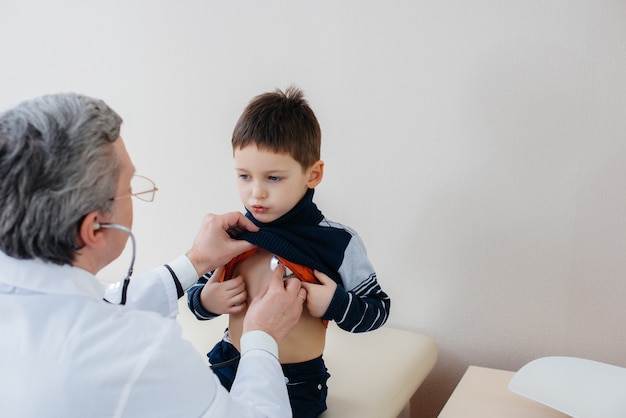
[
  {"x1": 300, "y1": 271, "x2": 337, "y2": 318},
  {"x1": 200, "y1": 267, "x2": 248, "y2": 314}
]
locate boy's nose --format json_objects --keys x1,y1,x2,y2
[{"x1": 252, "y1": 185, "x2": 267, "y2": 199}]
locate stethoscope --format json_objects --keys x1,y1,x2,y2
[
  {"x1": 95, "y1": 222, "x2": 136, "y2": 305},
  {"x1": 95, "y1": 224, "x2": 290, "y2": 306}
]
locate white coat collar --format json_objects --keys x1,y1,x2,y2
[{"x1": 0, "y1": 251, "x2": 105, "y2": 299}]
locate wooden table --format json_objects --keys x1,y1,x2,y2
[{"x1": 438, "y1": 366, "x2": 570, "y2": 418}]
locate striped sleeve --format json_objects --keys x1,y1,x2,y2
[
  {"x1": 186, "y1": 271, "x2": 221, "y2": 320},
  {"x1": 323, "y1": 273, "x2": 391, "y2": 333},
  {"x1": 321, "y1": 228, "x2": 391, "y2": 333}
]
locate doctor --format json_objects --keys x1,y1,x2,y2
[{"x1": 0, "y1": 93, "x2": 306, "y2": 417}]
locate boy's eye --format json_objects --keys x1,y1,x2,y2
[
  {"x1": 268, "y1": 176, "x2": 281, "y2": 182},
  {"x1": 238, "y1": 174, "x2": 250, "y2": 180}
]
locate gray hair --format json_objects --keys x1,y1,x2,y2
[{"x1": 0, "y1": 93, "x2": 123, "y2": 264}]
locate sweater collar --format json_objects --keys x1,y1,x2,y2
[{"x1": 245, "y1": 188, "x2": 323, "y2": 228}]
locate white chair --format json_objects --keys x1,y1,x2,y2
[{"x1": 509, "y1": 356, "x2": 626, "y2": 418}]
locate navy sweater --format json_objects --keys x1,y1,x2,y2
[{"x1": 187, "y1": 189, "x2": 390, "y2": 333}]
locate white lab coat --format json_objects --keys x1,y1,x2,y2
[{"x1": 0, "y1": 251, "x2": 291, "y2": 418}]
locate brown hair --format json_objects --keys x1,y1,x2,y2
[{"x1": 232, "y1": 86, "x2": 321, "y2": 170}]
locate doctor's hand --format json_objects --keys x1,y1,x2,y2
[
  {"x1": 243, "y1": 265, "x2": 306, "y2": 343},
  {"x1": 186, "y1": 212, "x2": 259, "y2": 276},
  {"x1": 200, "y1": 268, "x2": 248, "y2": 314}
]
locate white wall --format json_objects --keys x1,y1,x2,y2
[{"x1": 2, "y1": 1, "x2": 625, "y2": 416}]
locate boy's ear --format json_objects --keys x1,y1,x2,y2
[{"x1": 306, "y1": 160, "x2": 324, "y2": 188}]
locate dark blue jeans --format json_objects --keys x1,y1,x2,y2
[{"x1": 208, "y1": 339, "x2": 331, "y2": 418}]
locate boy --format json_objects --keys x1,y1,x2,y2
[{"x1": 187, "y1": 87, "x2": 391, "y2": 418}]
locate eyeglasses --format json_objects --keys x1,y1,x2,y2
[{"x1": 109, "y1": 174, "x2": 159, "y2": 202}]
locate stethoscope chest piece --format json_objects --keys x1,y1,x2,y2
[{"x1": 270, "y1": 255, "x2": 293, "y2": 277}]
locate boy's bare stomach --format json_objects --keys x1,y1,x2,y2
[{"x1": 227, "y1": 249, "x2": 326, "y2": 364}]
